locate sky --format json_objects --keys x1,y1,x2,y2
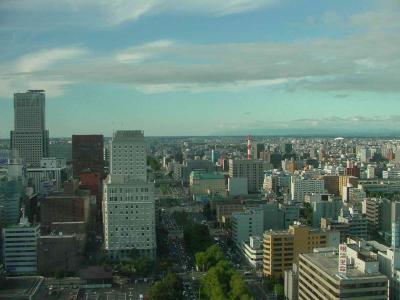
[{"x1": 1, "y1": 0, "x2": 400, "y2": 137}]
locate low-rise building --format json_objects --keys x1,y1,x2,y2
[
  {"x1": 242, "y1": 236, "x2": 263, "y2": 269},
  {"x1": 307, "y1": 193, "x2": 342, "y2": 228},
  {"x1": 215, "y1": 201, "x2": 244, "y2": 224},
  {"x1": 189, "y1": 171, "x2": 226, "y2": 197},
  {"x1": 298, "y1": 248, "x2": 388, "y2": 299},
  {"x1": 228, "y1": 177, "x2": 248, "y2": 196},
  {"x1": 284, "y1": 264, "x2": 298, "y2": 300},
  {"x1": 40, "y1": 180, "x2": 92, "y2": 231},
  {"x1": 364, "y1": 197, "x2": 382, "y2": 233},
  {"x1": 2, "y1": 218, "x2": 40, "y2": 274},
  {"x1": 27, "y1": 157, "x2": 68, "y2": 193},
  {"x1": 338, "y1": 208, "x2": 368, "y2": 240},
  {"x1": 321, "y1": 217, "x2": 350, "y2": 242},
  {"x1": 37, "y1": 233, "x2": 81, "y2": 276},
  {"x1": 232, "y1": 208, "x2": 264, "y2": 246}
]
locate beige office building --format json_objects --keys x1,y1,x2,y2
[
  {"x1": 338, "y1": 175, "x2": 358, "y2": 197},
  {"x1": 263, "y1": 224, "x2": 338, "y2": 278},
  {"x1": 298, "y1": 251, "x2": 388, "y2": 300}
]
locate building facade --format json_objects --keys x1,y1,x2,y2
[
  {"x1": 229, "y1": 159, "x2": 266, "y2": 193},
  {"x1": 189, "y1": 171, "x2": 226, "y2": 197},
  {"x1": 263, "y1": 224, "x2": 337, "y2": 278},
  {"x1": 72, "y1": 134, "x2": 104, "y2": 177},
  {"x1": 231, "y1": 208, "x2": 264, "y2": 246},
  {"x1": 290, "y1": 177, "x2": 325, "y2": 204},
  {"x1": 2, "y1": 220, "x2": 40, "y2": 274},
  {"x1": 298, "y1": 250, "x2": 388, "y2": 300},
  {"x1": 103, "y1": 130, "x2": 156, "y2": 259},
  {"x1": 103, "y1": 175, "x2": 156, "y2": 258},
  {"x1": 10, "y1": 90, "x2": 49, "y2": 167},
  {"x1": 27, "y1": 157, "x2": 68, "y2": 193}
]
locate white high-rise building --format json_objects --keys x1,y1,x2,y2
[
  {"x1": 103, "y1": 130, "x2": 156, "y2": 259},
  {"x1": 290, "y1": 176, "x2": 325, "y2": 203},
  {"x1": 10, "y1": 90, "x2": 49, "y2": 167},
  {"x1": 110, "y1": 130, "x2": 146, "y2": 180},
  {"x1": 103, "y1": 175, "x2": 156, "y2": 258}
]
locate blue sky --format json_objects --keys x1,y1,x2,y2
[{"x1": 1, "y1": 0, "x2": 400, "y2": 137}]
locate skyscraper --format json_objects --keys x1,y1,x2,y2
[
  {"x1": 110, "y1": 130, "x2": 146, "y2": 180},
  {"x1": 72, "y1": 134, "x2": 104, "y2": 176},
  {"x1": 103, "y1": 130, "x2": 156, "y2": 259},
  {"x1": 10, "y1": 90, "x2": 49, "y2": 167}
]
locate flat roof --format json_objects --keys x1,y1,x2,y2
[
  {"x1": 191, "y1": 171, "x2": 225, "y2": 180},
  {"x1": 301, "y1": 252, "x2": 386, "y2": 280}
]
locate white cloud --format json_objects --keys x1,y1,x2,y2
[
  {"x1": 116, "y1": 40, "x2": 174, "y2": 63},
  {"x1": 1, "y1": 5, "x2": 400, "y2": 97},
  {"x1": 0, "y1": 0, "x2": 278, "y2": 27},
  {"x1": 15, "y1": 47, "x2": 87, "y2": 73},
  {"x1": 0, "y1": 46, "x2": 86, "y2": 97}
]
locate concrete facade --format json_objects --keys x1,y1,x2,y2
[{"x1": 10, "y1": 90, "x2": 49, "y2": 167}]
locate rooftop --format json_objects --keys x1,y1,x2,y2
[
  {"x1": 191, "y1": 171, "x2": 225, "y2": 180},
  {"x1": 113, "y1": 130, "x2": 144, "y2": 141},
  {"x1": 301, "y1": 252, "x2": 386, "y2": 280}
]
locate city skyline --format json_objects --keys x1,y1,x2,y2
[{"x1": 1, "y1": 0, "x2": 400, "y2": 137}]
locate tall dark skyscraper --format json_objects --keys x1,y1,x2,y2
[
  {"x1": 10, "y1": 90, "x2": 49, "y2": 167},
  {"x1": 72, "y1": 134, "x2": 104, "y2": 176}
]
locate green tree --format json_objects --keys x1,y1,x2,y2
[
  {"x1": 274, "y1": 283, "x2": 284, "y2": 300},
  {"x1": 229, "y1": 273, "x2": 248, "y2": 300},
  {"x1": 184, "y1": 223, "x2": 213, "y2": 253},
  {"x1": 262, "y1": 276, "x2": 274, "y2": 292},
  {"x1": 200, "y1": 260, "x2": 253, "y2": 300},
  {"x1": 195, "y1": 244, "x2": 225, "y2": 271},
  {"x1": 148, "y1": 272, "x2": 183, "y2": 300},
  {"x1": 147, "y1": 156, "x2": 161, "y2": 171}
]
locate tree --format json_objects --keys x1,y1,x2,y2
[
  {"x1": 184, "y1": 223, "x2": 213, "y2": 253},
  {"x1": 148, "y1": 272, "x2": 183, "y2": 300},
  {"x1": 274, "y1": 283, "x2": 284, "y2": 300},
  {"x1": 229, "y1": 273, "x2": 248, "y2": 300},
  {"x1": 147, "y1": 156, "x2": 161, "y2": 171},
  {"x1": 262, "y1": 276, "x2": 274, "y2": 292},
  {"x1": 200, "y1": 260, "x2": 253, "y2": 300},
  {"x1": 195, "y1": 244, "x2": 225, "y2": 271}
]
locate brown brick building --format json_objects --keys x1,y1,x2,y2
[
  {"x1": 40, "y1": 181, "x2": 91, "y2": 231},
  {"x1": 72, "y1": 134, "x2": 104, "y2": 177},
  {"x1": 322, "y1": 175, "x2": 339, "y2": 196},
  {"x1": 38, "y1": 234, "x2": 81, "y2": 276}
]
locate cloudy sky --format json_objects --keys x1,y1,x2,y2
[{"x1": 1, "y1": 0, "x2": 400, "y2": 137}]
